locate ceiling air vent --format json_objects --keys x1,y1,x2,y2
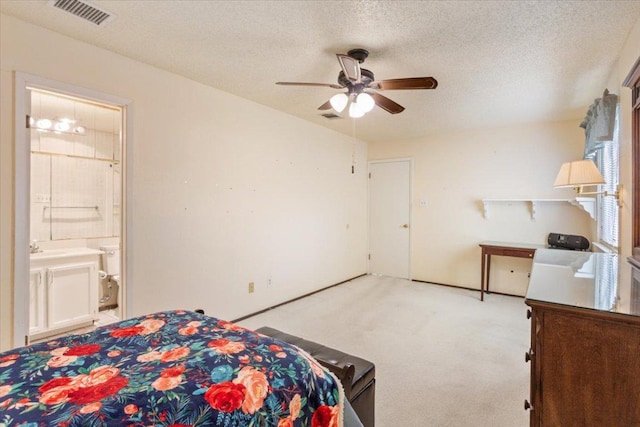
[
  {"x1": 321, "y1": 113, "x2": 342, "y2": 120},
  {"x1": 47, "y1": 0, "x2": 116, "y2": 26}
]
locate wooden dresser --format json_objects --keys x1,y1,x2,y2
[{"x1": 525, "y1": 249, "x2": 640, "y2": 427}]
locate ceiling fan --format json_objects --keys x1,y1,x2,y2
[{"x1": 276, "y1": 48, "x2": 438, "y2": 117}]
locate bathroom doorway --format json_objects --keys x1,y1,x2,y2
[{"x1": 13, "y1": 73, "x2": 130, "y2": 346}]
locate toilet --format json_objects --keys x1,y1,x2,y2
[
  {"x1": 98, "y1": 244, "x2": 121, "y2": 326},
  {"x1": 100, "y1": 244, "x2": 120, "y2": 285}
]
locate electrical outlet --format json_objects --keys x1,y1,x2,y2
[
  {"x1": 248, "y1": 282, "x2": 255, "y2": 293},
  {"x1": 267, "y1": 277, "x2": 272, "y2": 288}
]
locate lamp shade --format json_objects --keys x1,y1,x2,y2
[{"x1": 553, "y1": 159, "x2": 605, "y2": 188}]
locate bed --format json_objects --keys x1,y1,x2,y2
[{"x1": 0, "y1": 310, "x2": 353, "y2": 426}]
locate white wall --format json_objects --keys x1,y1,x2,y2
[
  {"x1": 0, "y1": 14, "x2": 368, "y2": 350},
  {"x1": 369, "y1": 121, "x2": 594, "y2": 296}
]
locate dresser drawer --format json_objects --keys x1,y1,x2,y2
[{"x1": 503, "y1": 249, "x2": 534, "y2": 258}]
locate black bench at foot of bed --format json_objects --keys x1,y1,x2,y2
[{"x1": 256, "y1": 326, "x2": 375, "y2": 427}]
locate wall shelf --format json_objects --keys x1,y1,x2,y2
[{"x1": 481, "y1": 198, "x2": 575, "y2": 221}]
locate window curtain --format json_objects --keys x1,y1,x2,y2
[
  {"x1": 582, "y1": 89, "x2": 618, "y2": 159},
  {"x1": 580, "y1": 89, "x2": 620, "y2": 250}
]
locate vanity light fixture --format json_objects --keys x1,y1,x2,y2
[
  {"x1": 54, "y1": 121, "x2": 70, "y2": 132},
  {"x1": 28, "y1": 116, "x2": 86, "y2": 135},
  {"x1": 553, "y1": 159, "x2": 621, "y2": 204},
  {"x1": 35, "y1": 118, "x2": 52, "y2": 130}
]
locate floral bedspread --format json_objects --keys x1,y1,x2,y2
[{"x1": 0, "y1": 310, "x2": 343, "y2": 427}]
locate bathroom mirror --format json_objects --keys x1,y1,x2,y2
[{"x1": 29, "y1": 90, "x2": 122, "y2": 241}]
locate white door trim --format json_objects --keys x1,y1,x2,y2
[
  {"x1": 13, "y1": 72, "x2": 133, "y2": 348},
  {"x1": 367, "y1": 157, "x2": 413, "y2": 280}
]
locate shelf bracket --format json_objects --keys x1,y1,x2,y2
[
  {"x1": 569, "y1": 197, "x2": 597, "y2": 220},
  {"x1": 530, "y1": 201, "x2": 537, "y2": 221}
]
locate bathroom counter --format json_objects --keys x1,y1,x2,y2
[{"x1": 30, "y1": 247, "x2": 103, "y2": 261}]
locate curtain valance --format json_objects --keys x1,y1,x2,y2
[{"x1": 582, "y1": 89, "x2": 618, "y2": 159}]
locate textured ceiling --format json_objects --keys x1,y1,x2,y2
[{"x1": 2, "y1": 1, "x2": 639, "y2": 143}]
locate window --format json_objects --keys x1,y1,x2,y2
[
  {"x1": 595, "y1": 251, "x2": 618, "y2": 310},
  {"x1": 596, "y1": 110, "x2": 619, "y2": 250}
]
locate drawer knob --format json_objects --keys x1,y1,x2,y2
[
  {"x1": 525, "y1": 351, "x2": 532, "y2": 362},
  {"x1": 524, "y1": 400, "x2": 533, "y2": 411},
  {"x1": 526, "y1": 309, "x2": 532, "y2": 319}
]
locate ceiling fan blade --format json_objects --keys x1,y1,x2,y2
[
  {"x1": 276, "y1": 82, "x2": 343, "y2": 89},
  {"x1": 336, "y1": 54, "x2": 361, "y2": 83},
  {"x1": 318, "y1": 100, "x2": 332, "y2": 110},
  {"x1": 372, "y1": 77, "x2": 438, "y2": 90},
  {"x1": 370, "y1": 92, "x2": 405, "y2": 114}
]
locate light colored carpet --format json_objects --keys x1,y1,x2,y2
[{"x1": 238, "y1": 275, "x2": 530, "y2": 427}]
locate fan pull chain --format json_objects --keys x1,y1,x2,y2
[{"x1": 351, "y1": 119, "x2": 357, "y2": 174}]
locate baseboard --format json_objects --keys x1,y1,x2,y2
[
  {"x1": 231, "y1": 273, "x2": 367, "y2": 323},
  {"x1": 232, "y1": 275, "x2": 521, "y2": 323},
  {"x1": 411, "y1": 279, "x2": 525, "y2": 299}
]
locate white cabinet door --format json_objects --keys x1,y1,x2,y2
[
  {"x1": 29, "y1": 267, "x2": 46, "y2": 335},
  {"x1": 47, "y1": 261, "x2": 98, "y2": 330}
]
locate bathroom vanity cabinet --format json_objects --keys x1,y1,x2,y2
[
  {"x1": 525, "y1": 249, "x2": 640, "y2": 426},
  {"x1": 29, "y1": 248, "x2": 102, "y2": 340}
]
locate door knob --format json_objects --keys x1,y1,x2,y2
[{"x1": 402, "y1": 224, "x2": 409, "y2": 228}]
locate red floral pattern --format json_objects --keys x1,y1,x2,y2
[
  {"x1": 37, "y1": 365, "x2": 128, "y2": 406},
  {"x1": 204, "y1": 381, "x2": 247, "y2": 412},
  {"x1": 312, "y1": 405, "x2": 341, "y2": 427},
  {"x1": 110, "y1": 325, "x2": 145, "y2": 338},
  {"x1": 63, "y1": 344, "x2": 101, "y2": 356}
]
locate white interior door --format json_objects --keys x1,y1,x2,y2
[{"x1": 369, "y1": 159, "x2": 411, "y2": 278}]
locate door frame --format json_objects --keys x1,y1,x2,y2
[
  {"x1": 13, "y1": 72, "x2": 132, "y2": 348},
  {"x1": 367, "y1": 157, "x2": 413, "y2": 280}
]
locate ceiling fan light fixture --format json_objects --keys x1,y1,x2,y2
[
  {"x1": 349, "y1": 101, "x2": 365, "y2": 118},
  {"x1": 356, "y1": 93, "x2": 375, "y2": 113},
  {"x1": 277, "y1": 49, "x2": 437, "y2": 116},
  {"x1": 329, "y1": 93, "x2": 349, "y2": 113}
]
